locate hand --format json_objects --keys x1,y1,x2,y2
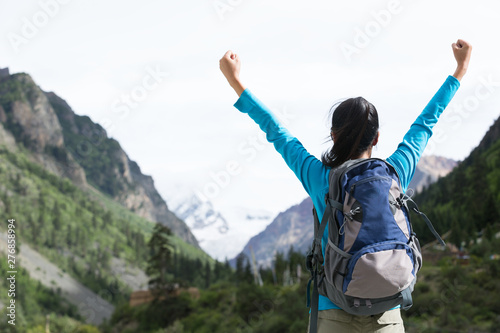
[
  {"x1": 451, "y1": 39, "x2": 472, "y2": 81},
  {"x1": 220, "y1": 50, "x2": 245, "y2": 96}
]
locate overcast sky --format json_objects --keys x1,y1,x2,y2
[{"x1": 1, "y1": 0, "x2": 500, "y2": 219}]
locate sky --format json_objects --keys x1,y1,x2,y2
[{"x1": 1, "y1": 0, "x2": 500, "y2": 222}]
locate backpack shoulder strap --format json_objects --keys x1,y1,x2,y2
[
  {"x1": 327, "y1": 158, "x2": 372, "y2": 243},
  {"x1": 308, "y1": 159, "x2": 370, "y2": 333},
  {"x1": 312, "y1": 198, "x2": 342, "y2": 264}
]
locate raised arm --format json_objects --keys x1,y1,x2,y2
[
  {"x1": 219, "y1": 50, "x2": 329, "y2": 197},
  {"x1": 387, "y1": 39, "x2": 472, "y2": 192}
]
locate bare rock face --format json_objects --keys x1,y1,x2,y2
[
  {"x1": 0, "y1": 73, "x2": 87, "y2": 186},
  {"x1": 125, "y1": 160, "x2": 199, "y2": 246},
  {"x1": 0, "y1": 105, "x2": 7, "y2": 123},
  {"x1": 408, "y1": 155, "x2": 457, "y2": 193},
  {"x1": 0, "y1": 123, "x2": 17, "y2": 151},
  {"x1": 0, "y1": 105, "x2": 16, "y2": 150},
  {"x1": 9, "y1": 79, "x2": 64, "y2": 151},
  {"x1": 0, "y1": 68, "x2": 9, "y2": 80},
  {"x1": 6, "y1": 83, "x2": 63, "y2": 152},
  {"x1": 235, "y1": 197, "x2": 314, "y2": 268}
]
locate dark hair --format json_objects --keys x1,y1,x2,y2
[{"x1": 321, "y1": 97, "x2": 379, "y2": 169}]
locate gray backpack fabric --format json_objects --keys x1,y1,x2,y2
[{"x1": 306, "y1": 158, "x2": 445, "y2": 333}]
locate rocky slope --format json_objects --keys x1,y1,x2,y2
[
  {"x1": 0, "y1": 68, "x2": 198, "y2": 247},
  {"x1": 0, "y1": 231, "x2": 114, "y2": 325},
  {"x1": 0, "y1": 71, "x2": 87, "y2": 186},
  {"x1": 408, "y1": 155, "x2": 457, "y2": 193},
  {"x1": 236, "y1": 198, "x2": 313, "y2": 268}
]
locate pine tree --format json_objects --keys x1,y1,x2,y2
[
  {"x1": 134, "y1": 231, "x2": 145, "y2": 261},
  {"x1": 112, "y1": 240, "x2": 120, "y2": 256},
  {"x1": 214, "y1": 260, "x2": 221, "y2": 282},
  {"x1": 204, "y1": 261, "x2": 211, "y2": 288},
  {"x1": 102, "y1": 211, "x2": 112, "y2": 229},
  {"x1": 3, "y1": 193, "x2": 12, "y2": 216},
  {"x1": 52, "y1": 202, "x2": 62, "y2": 230},
  {"x1": 27, "y1": 214, "x2": 37, "y2": 244},
  {"x1": 243, "y1": 258, "x2": 253, "y2": 284},
  {"x1": 91, "y1": 214, "x2": 98, "y2": 229},
  {"x1": 235, "y1": 254, "x2": 245, "y2": 284},
  {"x1": 146, "y1": 223, "x2": 175, "y2": 297},
  {"x1": 50, "y1": 228, "x2": 57, "y2": 248},
  {"x1": 66, "y1": 224, "x2": 73, "y2": 247},
  {"x1": 274, "y1": 251, "x2": 287, "y2": 285}
]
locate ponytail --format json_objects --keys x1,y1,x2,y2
[{"x1": 321, "y1": 97, "x2": 379, "y2": 169}]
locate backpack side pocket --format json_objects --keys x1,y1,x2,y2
[
  {"x1": 324, "y1": 239, "x2": 352, "y2": 292},
  {"x1": 344, "y1": 241, "x2": 414, "y2": 299}
]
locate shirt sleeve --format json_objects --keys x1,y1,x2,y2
[
  {"x1": 233, "y1": 89, "x2": 328, "y2": 196},
  {"x1": 386, "y1": 75, "x2": 460, "y2": 192}
]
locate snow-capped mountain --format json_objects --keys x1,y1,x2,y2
[
  {"x1": 173, "y1": 195, "x2": 230, "y2": 233},
  {"x1": 167, "y1": 191, "x2": 274, "y2": 261}
]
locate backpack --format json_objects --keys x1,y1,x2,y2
[{"x1": 306, "y1": 158, "x2": 446, "y2": 333}]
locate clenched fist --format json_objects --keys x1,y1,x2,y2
[
  {"x1": 220, "y1": 50, "x2": 245, "y2": 96},
  {"x1": 451, "y1": 39, "x2": 472, "y2": 81}
]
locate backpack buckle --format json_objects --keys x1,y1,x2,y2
[
  {"x1": 306, "y1": 252, "x2": 315, "y2": 273},
  {"x1": 306, "y1": 250, "x2": 323, "y2": 275}
]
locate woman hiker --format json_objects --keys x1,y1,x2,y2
[{"x1": 219, "y1": 39, "x2": 472, "y2": 332}]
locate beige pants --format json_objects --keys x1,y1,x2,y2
[{"x1": 307, "y1": 309, "x2": 405, "y2": 333}]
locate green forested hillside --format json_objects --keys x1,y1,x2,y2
[
  {"x1": 0, "y1": 146, "x2": 210, "y2": 269},
  {"x1": 413, "y1": 117, "x2": 500, "y2": 248},
  {"x1": 403, "y1": 117, "x2": 500, "y2": 331}
]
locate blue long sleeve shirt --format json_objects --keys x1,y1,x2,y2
[{"x1": 233, "y1": 75, "x2": 460, "y2": 310}]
